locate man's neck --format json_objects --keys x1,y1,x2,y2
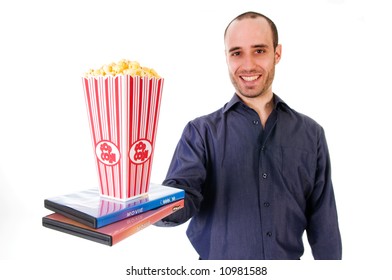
[{"x1": 239, "y1": 91, "x2": 274, "y2": 128}]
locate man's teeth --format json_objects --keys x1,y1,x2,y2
[{"x1": 242, "y1": 76, "x2": 259, "y2": 81}]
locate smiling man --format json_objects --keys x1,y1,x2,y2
[
  {"x1": 224, "y1": 13, "x2": 281, "y2": 127},
  {"x1": 158, "y1": 11, "x2": 342, "y2": 260}
]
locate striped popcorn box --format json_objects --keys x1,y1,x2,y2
[{"x1": 82, "y1": 75, "x2": 164, "y2": 200}]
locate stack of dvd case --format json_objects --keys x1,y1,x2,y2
[{"x1": 42, "y1": 183, "x2": 184, "y2": 246}]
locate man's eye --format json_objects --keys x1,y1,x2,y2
[
  {"x1": 232, "y1": 52, "x2": 240, "y2": 56},
  {"x1": 256, "y1": 49, "x2": 265, "y2": 54}
]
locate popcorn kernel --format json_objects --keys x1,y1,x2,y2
[{"x1": 84, "y1": 59, "x2": 160, "y2": 78}]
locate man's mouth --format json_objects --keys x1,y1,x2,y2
[{"x1": 241, "y1": 75, "x2": 260, "y2": 82}]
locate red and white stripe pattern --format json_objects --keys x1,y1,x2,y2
[{"x1": 82, "y1": 75, "x2": 164, "y2": 200}]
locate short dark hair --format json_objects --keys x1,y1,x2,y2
[{"x1": 224, "y1": 11, "x2": 279, "y2": 50}]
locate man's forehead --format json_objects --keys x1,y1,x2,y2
[
  {"x1": 226, "y1": 16, "x2": 270, "y2": 34},
  {"x1": 225, "y1": 17, "x2": 273, "y2": 48}
]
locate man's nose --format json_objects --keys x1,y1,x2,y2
[{"x1": 241, "y1": 54, "x2": 257, "y2": 70}]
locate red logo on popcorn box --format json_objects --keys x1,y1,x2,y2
[
  {"x1": 129, "y1": 139, "x2": 152, "y2": 164},
  {"x1": 95, "y1": 141, "x2": 120, "y2": 166}
]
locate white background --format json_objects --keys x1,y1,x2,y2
[{"x1": 0, "y1": 0, "x2": 391, "y2": 279}]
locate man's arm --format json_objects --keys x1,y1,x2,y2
[
  {"x1": 306, "y1": 128, "x2": 342, "y2": 259},
  {"x1": 155, "y1": 121, "x2": 206, "y2": 226}
]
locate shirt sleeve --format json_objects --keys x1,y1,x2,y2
[
  {"x1": 306, "y1": 127, "x2": 343, "y2": 259},
  {"x1": 156, "y1": 121, "x2": 206, "y2": 226}
]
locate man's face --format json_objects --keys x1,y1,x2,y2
[{"x1": 224, "y1": 17, "x2": 281, "y2": 99}]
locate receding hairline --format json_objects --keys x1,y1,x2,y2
[{"x1": 224, "y1": 11, "x2": 279, "y2": 50}]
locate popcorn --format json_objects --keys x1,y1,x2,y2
[
  {"x1": 82, "y1": 59, "x2": 164, "y2": 200},
  {"x1": 84, "y1": 59, "x2": 160, "y2": 78}
]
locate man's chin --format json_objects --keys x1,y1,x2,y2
[{"x1": 238, "y1": 90, "x2": 262, "y2": 99}]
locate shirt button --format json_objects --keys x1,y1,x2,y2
[
  {"x1": 266, "y1": 232, "x2": 272, "y2": 237},
  {"x1": 253, "y1": 120, "x2": 259, "y2": 125},
  {"x1": 264, "y1": 202, "x2": 270, "y2": 207},
  {"x1": 262, "y1": 173, "x2": 268, "y2": 179}
]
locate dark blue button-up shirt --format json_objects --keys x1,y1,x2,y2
[{"x1": 160, "y1": 94, "x2": 342, "y2": 260}]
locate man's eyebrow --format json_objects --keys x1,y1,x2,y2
[
  {"x1": 228, "y1": 44, "x2": 270, "y2": 53},
  {"x1": 228, "y1": 46, "x2": 241, "y2": 53},
  {"x1": 252, "y1": 44, "x2": 269, "y2": 49}
]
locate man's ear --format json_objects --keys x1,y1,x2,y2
[{"x1": 275, "y1": 44, "x2": 282, "y2": 64}]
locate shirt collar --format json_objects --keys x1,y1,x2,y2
[{"x1": 223, "y1": 93, "x2": 288, "y2": 113}]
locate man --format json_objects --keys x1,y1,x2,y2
[{"x1": 157, "y1": 11, "x2": 342, "y2": 260}]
